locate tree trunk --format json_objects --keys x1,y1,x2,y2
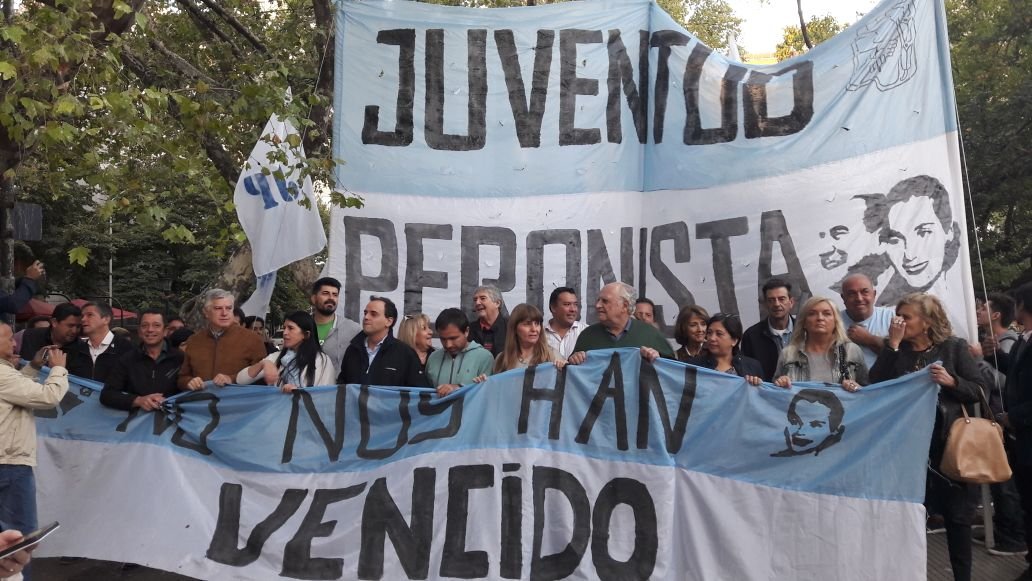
[
  {"x1": 181, "y1": 242, "x2": 255, "y2": 327},
  {"x1": 796, "y1": 0, "x2": 812, "y2": 49}
]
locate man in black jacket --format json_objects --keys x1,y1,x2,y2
[
  {"x1": 741, "y1": 278, "x2": 796, "y2": 381},
  {"x1": 101, "y1": 310, "x2": 184, "y2": 411},
  {"x1": 1002, "y1": 283, "x2": 1032, "y2": 578},
  {"x1": 338, "y1": 296, "x2": 428, "y2": 387},
  {"x1": 65, "y1": 301, "x2": 132, "y2": 383},
  {"x1": 19, "y1": 302, "x2": 82, "y2": 364}
]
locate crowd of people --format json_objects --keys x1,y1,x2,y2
[{"x1": 1, "y1": 271, "x2": 1031, "y2": 581}]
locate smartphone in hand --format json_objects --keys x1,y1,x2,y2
[{"x1": 0, "y1": 522, "x2": 59, "y2": 560}]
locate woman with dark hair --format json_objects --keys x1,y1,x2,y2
[
  {"x1": 689, "y1": 313, "x2": 763, "y2": 385},
  {"x1": 870, "y1": 292, "x2": 983, "y2": 581},
  {"x1": 492, "y1": 304, "x2": 564, "y2": 374},
  {"x1": 237, "y1": 311, "x2": 335, "y2": 392},
  {"x1": 872, "y1": 175, "x2": 961, "y2": 306},
  {"x1": 673, "y1": 304, "x2": 709, "y2": 362}
]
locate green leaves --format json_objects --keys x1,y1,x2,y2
[
  {"x1": 68, "y1": 246, "x2": 91, "y2": 266},
  {"x1": 112, "y1": 0, "x2": 133, "y2": 18},
  {"x1": 0, "y1": 61, "x2": 15, "y2": 80},
  {"x1": 0, "y1": 26, "x2": 26, "y2": 44}
]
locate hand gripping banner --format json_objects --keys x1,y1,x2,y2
[{"x1": 35, "y1": 350, "x2": 937, "y2": 580}]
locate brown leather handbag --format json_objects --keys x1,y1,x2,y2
[{"x1": 939, "y1": 390, "x2": 1011, "y2": 484}]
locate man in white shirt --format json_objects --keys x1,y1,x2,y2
[
  {"x1": 544, "y1": 287, "x2": 583, "y2": 359},
  {"x1": 839, "y1": 274, "x2": 893, "y2": 368},
  {"x1": 67, "y1": 301, "x2": 132, "y2": 382}
]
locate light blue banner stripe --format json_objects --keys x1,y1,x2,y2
[
  {"x1": 333, "y1": 0, "x2": 956, "y2": 197},
  {"x1": 37, "y1": 349, "x2": 937, "y2": 503}
]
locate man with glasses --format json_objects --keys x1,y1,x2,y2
[
  {"x1": 838, "y1": 273, "x2": 893, "y2": 368},
  {"x1": 742, "y1": 278, "x2": 796, "y2": 381}
]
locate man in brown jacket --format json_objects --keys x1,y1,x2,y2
[{"x1": 178, "y1": 289, "x2": 266, "y2": 391}]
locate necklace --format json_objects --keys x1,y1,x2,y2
[{"x1": 911, "y1": 342, "x2": 939, "y2": 371}]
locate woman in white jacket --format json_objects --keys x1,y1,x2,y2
[{"x1": 237, "y1": 311, "x2": 335, "y2": 392}]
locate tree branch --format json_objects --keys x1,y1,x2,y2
[
  {"x1": 197, "y1": 0, "x2": 269, "y2": 54},
  {"x1": 796, "y1": 0, "x2": 812, "y2": 49},
  {"x1": 304, "y1": 0, "x2": 334, "y2": 156},
  {"x1": 174, "y1": 0, "x2": 243, "y2": 58},
  {"x1": 148, "y1": 37, "x2": 218, "y2": 86},
  {"x1": 120, "y1": 50, "x2": 240, "y2": 188}
]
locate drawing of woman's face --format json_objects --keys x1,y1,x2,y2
[{"x1": 882, "y1": 196, "x2": 949, "y2": 289}]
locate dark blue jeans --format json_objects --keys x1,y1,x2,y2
[
  {"x1": 0, "y1": 464, "x2": 37, "y2": 581},
  {"x1": 0, "y1": 464, "x2": 37, "y2": 534}
]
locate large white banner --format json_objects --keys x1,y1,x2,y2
[
  {"x1": 35, "y1": 351, "x2": 937, "y2": 579},
  {"x1": 326, "y1": 0, "x2": 975, "y2": 335}
]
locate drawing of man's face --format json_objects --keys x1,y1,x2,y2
[
  {"x1": 883, "y1": 196, "x2": 950, "y2": 289},
  {"x1": 819, "y1": 224, "x2": 852, "y2": 270},
  {"x1": 818, "y1": 195, "x2": 876, "y2": 272},
  {"x1": 772, "y1": 389, "x2": 847, "y2": 458},
  {"x1": 788, "y1": 401, "x2": 834, "y2": 454}
]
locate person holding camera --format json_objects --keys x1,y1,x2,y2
[{"x1": 0, "y1": 322, "x2": 69, "y2": 552}]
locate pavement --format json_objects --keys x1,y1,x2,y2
[{"x1": 31, "y1": 531, "x2": 1029, "y2": 580}]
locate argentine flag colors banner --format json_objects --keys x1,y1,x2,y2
[
  {"x1": 326, "y1": 0, "x2": 976, "y2": 336},
  {"x1": 34, "y1": 350, "x2": 937, "y2": 579}
]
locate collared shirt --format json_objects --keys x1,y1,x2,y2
[
  {"x1": 767, "y1": 318, "x2": 794, "y2": 350},
  {"x1": 545, "y1": 320, "x2": 583, "y2": 359},
  {"x1": 365, "y1": 333, "x2": 388, "y2": 371},
  {"x1": 88, "y1": 331, "x2": 115, "y2": 363},
  {"x1": 607, "y1": 317, "x2": 634, "y2": 341}
]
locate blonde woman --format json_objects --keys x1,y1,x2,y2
[
  {"x1": 870, "y1": 292, "x2": 984, "y2": 581},
  {"x1": 493, "y1": 304, "x2": 565, "y2": 373},
  {"x1": 773, "y1": 297, "x2": 868, "y2": 391},
  {"x1": 397, "y1": 313, "x2": 434, "y2": 372}
]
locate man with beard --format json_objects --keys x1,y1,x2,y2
[
  {"x1": 742, "y1": 278, "x2": 796, "y2": 381},
  {"x1": 310, "y1": 277, "x2": 361, "y2": 373}
]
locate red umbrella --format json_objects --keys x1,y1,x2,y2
[
  {"x1": 16, "y1": 298, "x2": 55, "y2": 322},
  {"x1": 69, "y1": 298, "x2": 137, "y2": 320}
]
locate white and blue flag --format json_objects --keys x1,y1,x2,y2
[
  {"x1": 235, "y1": 107, "x2": 327, "y2": 316},
  {"x1": 35, "y1": 350, "x2": 937, "y2": 579}
]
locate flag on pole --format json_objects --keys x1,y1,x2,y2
[{"x1": 234, "y1": 105, "x2": 326, "y2": 317}]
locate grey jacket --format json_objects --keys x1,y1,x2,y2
[
  {"x1": 774, "y1": 341, "x2": 870, "y2": 385},
  {"x1": 319, "y1": 314, "x2": 362, "y2": 374}
]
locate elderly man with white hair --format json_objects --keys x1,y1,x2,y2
[
  {"x1": 468, "y1": 284, "x2": 509, "y2": 357},
  {"x1": 567, "y1": 282, "x2": 674, "y2": 365},
  {"x1": 178, "y1": 289, "x2": 267, "y2": 391}
]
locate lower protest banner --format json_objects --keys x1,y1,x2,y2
[{"x1": 34, "y1": 349, "x2": 936, "y2": 580}]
